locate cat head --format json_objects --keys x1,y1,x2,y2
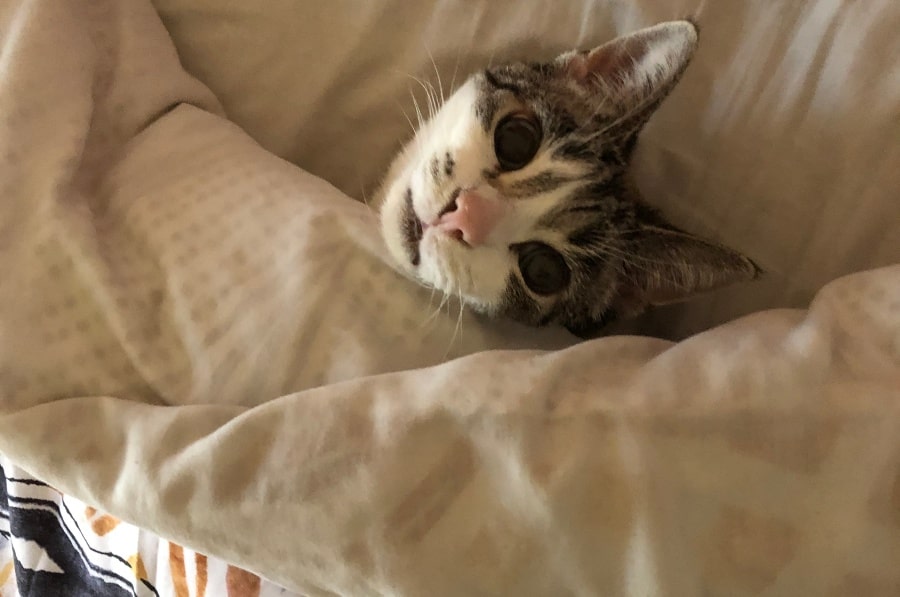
[{"x1": 377, "y1": 20, "x2": 759, "y2": 337}]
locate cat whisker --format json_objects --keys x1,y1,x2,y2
[
  {"x1": 467, "y1": 267, "x2": 478, "y2": 294},
  {"x1": 424, "y1": 75, "x2": 443, "y2": 118},
  {"x1": 401, "y1": 69, "x2": 440, "y2": 119},
  {"x1": 395, "y1": 69, "x2": 437, "y2": 124},
  {"x1": 575, "y1": 61, "x2": 663, "y2": 144},
  {"x1": 419, "y1": 306, "x2": 439, "y2": 330},
  {"x1": 421, "y1": 283, "x2": 438, "y2": 328},
  {"x1": 583, "y1": 86, "x2": 613, "y2": 124},
  {"x1": 407, "y1": 85, "x2": 427, "y2": 133},
  {"x1": 580, "y1": 240, "x2": 680, "y2": 291},
  {"x1": 448, "y1": 44, "x2": 463, "y2": 95},
  {"x1": 424, "y1": 44, "x2": 446, "y2": 105},
  {"x1": 587, "y1": 78, "x2": 613, "y2": 117},
  {"x1": 357, "y1": 176, "x2": 375, "y2": 217},
  {"x1": 424, "y1": 81, "x2": 439, "y2": 119},
  {"x1": 438, "y1": 291, "x2": 452, "y2": 320},
  {"x1": 395, "y1": 100, "x2": 419, "y2": 139},
  {"x1": 583, "y1": 242, "x2": 656, "y2": 271},
  {"x1": 456, "y1": 288, "x2": 465, "y2": 337},
  {"x1": 579, "y1": 245, "x2": 644, "y2": 288},
  {"x1": 583, "y1": 84, "x2": 662, "y2": 143},
  {"x1": 420, "y1": 300, "x2": 441, "y2": 328},
  {"x1": 594, "y1": 239, "x2": 679, "y2": 267},
  {"x1": 422, "y1": 286, "x2": 451, "y2": 328},
  {"x1": 444, "y1": 288, "x2": 465, "y2": 360},
  {"x1": 394, "y1": 99, "x2": 427, "y2": 161}
]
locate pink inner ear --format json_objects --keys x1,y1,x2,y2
[
  {"x1": 567, "y1": 37, "x2": 651, "y2": 86},
  {"x1": 591, "y1": 43, "x2": 643, "y2": 76},
  {"x1": 562, "y1": 22, "x2": 699, "y2": 105},
  {"x1": 565, "y1": 53, "x2": 591, "y2": 81}
]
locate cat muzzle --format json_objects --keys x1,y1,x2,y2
[{"x1": 430, "y1": 189, "x2": 507, "y2": 247}]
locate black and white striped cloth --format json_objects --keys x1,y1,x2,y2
[{"x1": 0, "y1": 459, "x2": 160, "y2": 597}]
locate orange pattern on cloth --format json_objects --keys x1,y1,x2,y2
[
  {"x1": 84, "y1": 506, "x2": 121, "y2": 536},
  {"x1": 168, "y1": 543, "x2": 190, "y2": 597},
  {"x1": 0, "y1": 560, "x2": 14, "y2": 588},
  {"x1": 226, "y1": 565, "x2": 261, "y2": 597},
  {"x1": 127, "y1": 554, "x2": 148, "y2": 582},
  {"x1": 195, "y1": 553, "x2": 208, "y2": 596}
]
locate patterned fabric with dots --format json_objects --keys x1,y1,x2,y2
[
  {"x1": 1, "y1": 0, "x2": 900, "y2": 596},
  {"x1": 0, "y1": 0, "x2": 575, "y2": 411}
]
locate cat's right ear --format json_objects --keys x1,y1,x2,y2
[{"x1": 558, "y1": 21, "x2": 698, "y2": 125}]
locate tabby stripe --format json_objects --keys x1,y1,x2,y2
[
  {"x1": 552, "y1": 140, "x2": 595, "y2": 162},
  {"x1": 483, "y1": 70, "x2": 522, "y2": 95},
  {"x1": 444, "y1": 152, "x2": 455, "y2": 177},
  {"x1": 506, "y1": 171, "x2": 574, "y2": 198},
  {"x1": 429, "y1": 155, "x2": 440, "y2": 181}
]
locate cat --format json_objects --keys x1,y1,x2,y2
[{"x1": 375, "y1": 20, "x2": 759, "y2": 338}]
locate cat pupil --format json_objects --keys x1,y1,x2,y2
[
  {"x1": 494, "y1": 116, "x2": 541, "y2": 171},
  {"x1": 516, "y1": 242, "x2": 570, "y2": 295}
]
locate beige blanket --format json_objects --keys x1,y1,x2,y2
[{"x1": 1, "y1": 0, "x2": 899, "y2": 595}]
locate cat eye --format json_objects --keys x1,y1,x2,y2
[
  {"x1": 515, "y1": 242, "x2": 570, "y2": 295},
  {"x1": 494, "y1": 115, "x2": 542, "y2": 171}
]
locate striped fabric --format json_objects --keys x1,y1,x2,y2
[{"x1": 0, "y1": 460, "x2": 293, "y2": 597}]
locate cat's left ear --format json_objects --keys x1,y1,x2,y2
[
  {"x1": 559, "y1": 20, "x2": 698, "y2": 128},
  {"x1": 613, "y1": 219, "x2": 761, "y2": 316}
]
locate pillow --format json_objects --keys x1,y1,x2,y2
[{"x1": 153, "y1": 0, "x2": 900, "y2": 337}]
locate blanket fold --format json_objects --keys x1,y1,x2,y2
[{"x1": 1, "y1": 0, "x2": 899, "y2": 595}]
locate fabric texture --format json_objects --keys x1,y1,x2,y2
[{"x1": 0, "y1": 0, "x2": 898, "y2": 596}]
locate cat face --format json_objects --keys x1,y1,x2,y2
[{"x1": 377, "y1": 21, "x2": 759, "y2": 337}]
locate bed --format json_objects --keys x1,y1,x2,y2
[{"x1": 1, "y1": 0, "x2": 898, "y2": 595}]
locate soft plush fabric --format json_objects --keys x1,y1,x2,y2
[
  {"x1": 0, "y1": 0, "x2": 898, "y2": 596},
  {"x1": 154, "y1": 0, "x2": 900, "y2": 338}
]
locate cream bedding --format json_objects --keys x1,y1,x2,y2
[{"x1": 0, "y1": 0, "x2": 898, "y2": 596}]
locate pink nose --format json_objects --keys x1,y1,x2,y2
[{"x1": 433, "y1": 189, "x2": 506, "y2": 246}]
